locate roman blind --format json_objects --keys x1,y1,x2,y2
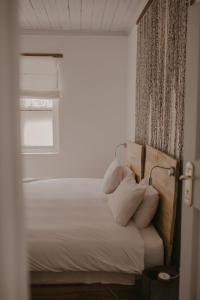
[{"x1": 20, "y1": 56, "x2": 62, "y2": 99}]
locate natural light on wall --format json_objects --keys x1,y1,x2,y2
[{"x1": 20, "y1": 56, "x2": 62, "y2": 154}]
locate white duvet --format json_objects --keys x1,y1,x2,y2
[{"x1": 24, "y1": 178, "x2": 144, "y2": 274}]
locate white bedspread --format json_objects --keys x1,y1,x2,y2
[{"x1": 24, "y1": 178, "x2": 144, "y2": 274}]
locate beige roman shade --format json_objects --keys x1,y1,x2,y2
[{"x1": 20, "y1": 56, "x2": 62, "y2": 99}]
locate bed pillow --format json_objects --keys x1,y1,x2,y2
[
  {"x1": 103, "y1": 160, "x2": 123, "y2": 194},
  {"x1": 133, "y1": 179, "x2": 159, "y2": 229},
  {"x1": 107, "y1": 175, "x2": 145, "y2": 226},
  {"x1": 122, "y1": 166, "x2": 135, "y2": 179}
]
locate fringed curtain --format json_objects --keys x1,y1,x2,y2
[{"x1": 135, "y1": 0, "x2": 189, "y2": 159}]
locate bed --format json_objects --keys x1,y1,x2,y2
[
  {"x1": 24, "y1": 142, "x2": 178, "y2": 299},
  {"x1": 24, "y1": 177, "x2": 163, "y2": 285}
]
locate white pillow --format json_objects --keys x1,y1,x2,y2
[
  {"x1": 103, "y1": 160, "x2": 123, "y2": 194},
  {"x1": 133, "y1": 179, "x2": 159, "y2": 229},
  {"x1": 122, "y1": 166, "x2": 134, "y2": 179},
  {"x1": 107, "y1": 175, "x2": 145, "y2": 226}
]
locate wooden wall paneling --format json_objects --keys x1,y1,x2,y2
[
  {"x1": 126, "y1": 141, "x2": 144, "y2": 182},
  {"x1": 144, "y1": 145, "x2": 178, "y2": 263}
]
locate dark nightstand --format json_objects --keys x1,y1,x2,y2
[{"x1": 141, "y1": 266, "x2": 179, "y2": 300}]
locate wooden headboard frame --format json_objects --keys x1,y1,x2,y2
[
  {"x1": 125, "y1": 141, "x2": 145, "y2": 182},
  {"x1": 144, "y1": 145, "x2": 178, "y2": 264}
]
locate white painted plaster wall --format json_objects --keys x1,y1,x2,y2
[{"x1": 21, "y1": 35, "x2": 128, "y2": 178}]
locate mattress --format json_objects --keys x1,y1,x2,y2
[{"x1": 24, "y1": 178, "x2": 163, "y2": 285}]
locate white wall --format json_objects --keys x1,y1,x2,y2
[
  {"x1": 21, "y1": 35, "x2": 128, "y2": 178},
  {"x1": 126, "y1": 26, "x2": 137, "y2": 141}
]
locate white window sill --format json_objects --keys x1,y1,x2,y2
[{"x1": 21, "y1": 146, "x2": 59, "y2": 155}]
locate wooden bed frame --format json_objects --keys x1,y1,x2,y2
[
  {"x1": 126, "y1": 142, "x2": 178, "y2": 263},
  {"x1": 144, "y1": 145, "x2": 178, "y2": 264},
  {"x1": 126, "y1": 140, "x2": 145, "y2": 182},
  {"x1": 31, "y1": 142, "x2": 178, "y2": 299}
]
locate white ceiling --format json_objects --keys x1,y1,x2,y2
[{"x1": 19, "y1": 0, "x2": 142, "y2": 35}]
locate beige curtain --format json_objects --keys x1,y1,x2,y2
[{"x1": 135, "y1": 0, "x2": 189, "y2": 159}]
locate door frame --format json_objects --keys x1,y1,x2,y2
[
  {"x1": 179, "y1": 2, "x2": 200, "y2": 299},
  {"x1": 0, "y1": 1, "x2": 29, "y2": 300}
]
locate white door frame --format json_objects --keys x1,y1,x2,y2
[
  {"x1": 0, "y1": 1, "x2": 29, "y2": 300},
  {"x1": 179, "y1": 2, "x2": 200, "y2": 300}
]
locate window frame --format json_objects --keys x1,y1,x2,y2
[{"x1": 21, "y1": 99, "x2": 59, "y2": 155}]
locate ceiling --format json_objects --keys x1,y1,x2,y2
[{"x1": 19, "y1": 0, "x2": 143, "y2": 35}]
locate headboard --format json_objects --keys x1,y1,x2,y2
[
  {"x1": 125, "y1": 141, "x2": 144, "y2": 182},
  {"x1": 144, "y1": 145, "x2": 178, "y2": 264}
]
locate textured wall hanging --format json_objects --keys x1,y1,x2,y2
[{"x1": 135, "y1": 0, "x2": 189, "y2": 159}]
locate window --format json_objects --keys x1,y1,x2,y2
[
  {"x1": 20, "y1": 98, "x2": 59, "y2": 154},
  {"x1": 20, "y1": 56, "x2": 62, "y2": 154}
]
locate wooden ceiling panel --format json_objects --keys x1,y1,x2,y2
[
  {"x1": 100, "y1": 0, "x2": 119, "y2": 31},
  {"x1": 112, "y1": 0, "x2": 131, "y2": 31},
  {"x1": 55, "y1": 0, "x2": 70, "y2": 30},
  {"x1": 20, "y1": 0, "x2": 142, "y2": 35},
  {"x1": 81, "y1": 0, "x2": 94, "y2": 31},
  {"x1": 69, "y1": 0, "x2": 81, "y2": 30},
  {"x1": 91, "y1": 0, "x2": 107, "y2": 31}
]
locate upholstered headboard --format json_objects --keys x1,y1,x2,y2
[
  {"x1": 144, "y1": 145, "x2": 178, "y2": 264},
  {"x1": 125, "y1": 141, "x2": 144, "y2": 182}
]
